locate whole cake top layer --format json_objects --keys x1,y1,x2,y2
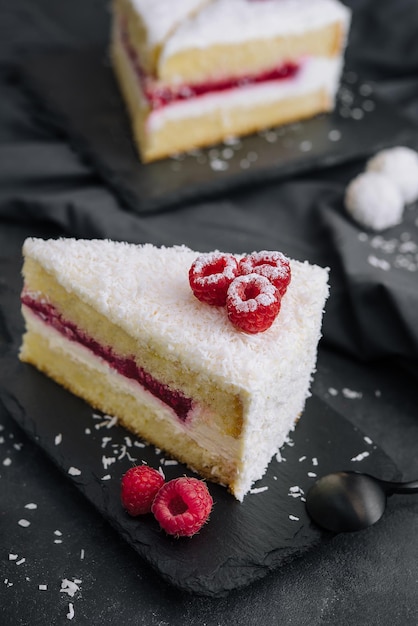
[
  {"x1": 130, "y1": 0, "x2": 351, "y2": 51},
  {"x1": 22, "y1": 239, "x2": 329, "y2": 392}
]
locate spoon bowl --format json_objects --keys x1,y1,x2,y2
[{"x1": 306, "y1": 471, "x2": 418, "y2": 533}]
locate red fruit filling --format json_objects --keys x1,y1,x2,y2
[
  {"x1": 239, "y1": 250, "x2": 291, "y2": 296},
  {"x1": 189, "y1": 252, "x2": 240, "y2": 306},
  {"x1": 120, "y1": 22, "x2": 300, "y2": 111},
  {"x1": 226, "y1": 273, "x2": 281, "y2": 333},
  {"x1": 121, "y1": 465, "x2": 165, "y2": 516},
  {"x1": 151, "y1": 477, "x2": 213, "y2": 537},
  {"x1": 21, "y1": 294, "x2": 193, "y2": 422}
]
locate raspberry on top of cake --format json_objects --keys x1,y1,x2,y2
[
  {"x1": 20, "y1": 239, "x2": 329, "y2": 500},
  {"x1": 110, "y1": 0, "x2": 351, "y2": 161}
]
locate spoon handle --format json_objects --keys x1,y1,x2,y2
[{"x1": 384, "y1": 479, "x2": 418, "y2": 495}]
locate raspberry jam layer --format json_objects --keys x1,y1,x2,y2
[
  {"x1": 121, "y1": 23, "x2": 300, "y2": 111},
  {"x1": 22, "y1": 295, "x2": 193, "y2": 421}
]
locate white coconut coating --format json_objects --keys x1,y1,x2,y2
[
  {"x1": 345, "y1": 171, "x2": 404, "y2": 231},
  {"x1": 367, "y1": 146, "x2": 418, "y2": 204}
]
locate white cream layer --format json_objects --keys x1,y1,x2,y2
[
  {"x1": 147, "y1": 56, "x2": 343, "y2": 131},
  {"x1": 128, "y1": 0, "x2": 351, "y2": 54},
  {"x1": 160, "y1": 0, "x2": 351, "y2": 61},
  {"x1": 22, "y1": 306, "x2": 240, "y2": 464}
]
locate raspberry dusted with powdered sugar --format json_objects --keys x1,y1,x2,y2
[
  {"x1": 151, "y1": 477, "x2": 213, "y2": 537},
  {"x1": 239, "y1": 250, "x2": 291, "y2": 296},
  {"x1": 189, "y1": 252, "x2": 240, "y2": 306},
  {"x1": 226, "y1": 273, "x2": 281, "y2": 334},
  {"x1": 121, "y1": 465, "x2": 165, "y2": 516}
]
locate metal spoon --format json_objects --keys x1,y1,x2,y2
[{"x1": 306, "y1": 471, "x2": 418, "y2": 533}]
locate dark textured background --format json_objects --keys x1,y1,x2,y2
[{"x1": 1, "y1": 1, "x2": 418, "y2": 624}]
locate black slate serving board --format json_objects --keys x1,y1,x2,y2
[
  {"x1": 20, "y1": 47, "x2": 416, "y2": 214},
  {"x1": 0, "y1": 257, "x2": 399, "y2": 596}
]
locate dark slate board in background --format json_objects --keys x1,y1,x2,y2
[{"x1": 19, "y1": 48, "x2": 416, "y2": 214}]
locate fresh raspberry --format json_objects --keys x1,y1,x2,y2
[
  {"x1": 226, "y1": 273, "x2": 281, "y2": 334},
  {"x1": 189, "y1": 252, "x2": 239, "y2": 306},
  {"x1": 239, "y1": 250, "x2": 291, "y2": 296},
  {"x1": 151, "y1": 477, "x2": 213, "y2": 537},
  {"x1": 121, "y1": 465, "x2": 165, "y2": 516}
]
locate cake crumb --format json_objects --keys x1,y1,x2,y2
[
  {"x1": 364, "y1": 436, "x2": 373, "y2": 445},
  {"x1": 3, "y1": 457, "x2": 12, "y2": 466},
  {"x1": 25, "y1": 503, "x2": 37, "y2": 510},
  {"x1": 308, "y1": 472, "x2": 317, "y2": 478},
  {"x1": 328, "y1": 387, "x2": 338, "y2": 396},
  {"x1": 8, "y1": 554, "x2": 18, "y2": 561},
  {"x1": 55, "y1": 433, "x2": 62, "y2": 445},
  {"x1": 38, "y1": 584, "x2": 48, "y2": 591},
  {"x1": 68, "y1": 467, "x2": 81, "y2": 477},
  {"x1": 289, "y1": 515, "x2": 300, "y2": 521}
]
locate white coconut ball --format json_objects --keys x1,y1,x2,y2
[
  {"x1": 344, "y1": 171, "x2": 404, "y2": 231},
  {"x1": 367, "y1": 146, "x2": 418, "y2": 204}
]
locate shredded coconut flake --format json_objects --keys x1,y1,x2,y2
[
  {"x1": 18, "y1": 519, "x2": 30, "y2": 528},
  {"x1": 342, "y1": 388, "x2": 363, "y2": 399},
  {"x1": 250, "y1": 486, "x2": 269, "y2": 494},
  {"x1": 67, "y1": 603, "x2": 75, "y2": 620},
  {"x1": 68, "y1": 467, "x2": 81, "y2": 476},
  {"x1": 61, "y1": 578, "x2": 81, "y2": 598},
  {"x1": 351, "y1": 451, "x2": 370, "y2": 462}
]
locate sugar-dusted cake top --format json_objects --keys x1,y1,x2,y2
[
  {"x1": 129, "y1": 0, "x2": 210, "y2": 48},
  {"x1": 163, "y1": 0, "x2": 350, "y2": 57},
  {"x1": 130, "y1": 0, "x2": 350, "y2": 50},
  {"x1": 22, "y1": 239, "x2": 329, "y2": 392}
]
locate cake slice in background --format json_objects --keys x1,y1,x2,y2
[
  {"x1": 19, "y1": 239, "x2": 329, "y2": 501},
  {"x1": 110, "y1": 0, "x2": 351, "y2": 162}
]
